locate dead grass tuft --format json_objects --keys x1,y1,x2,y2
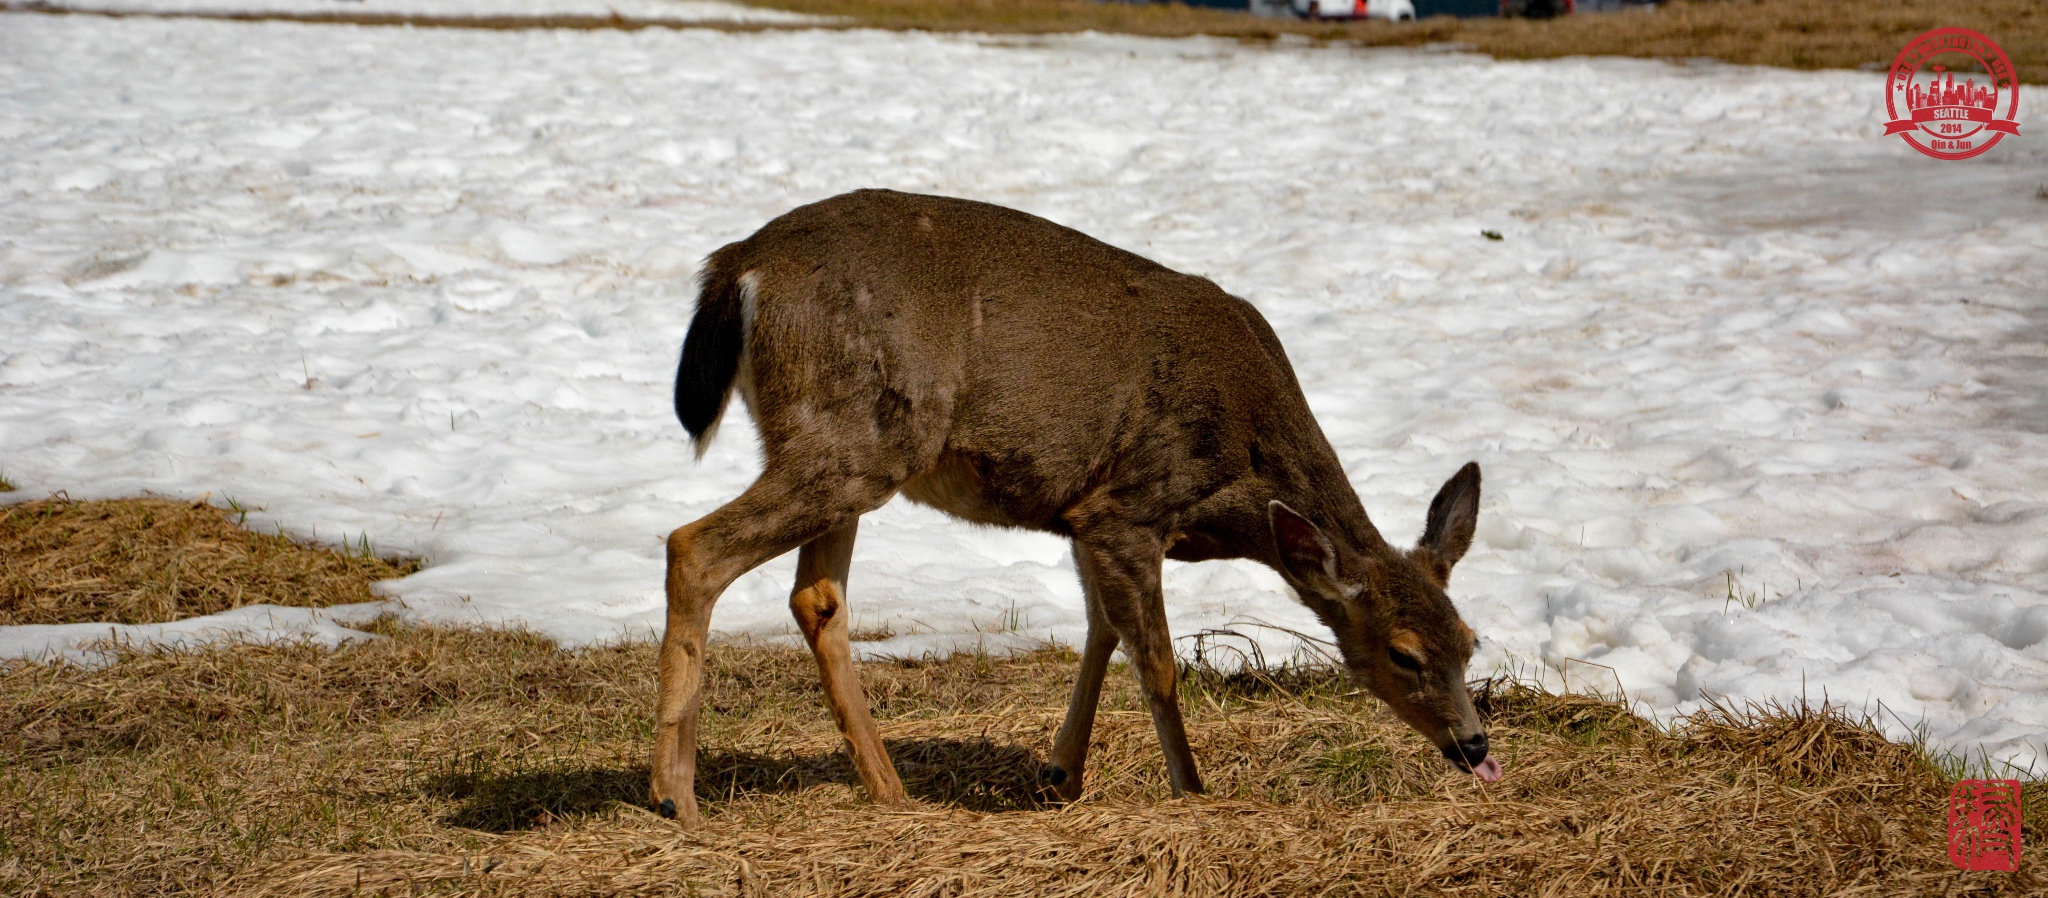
[
  {"x1": 1680, "y1": 692, "x2": 1937, "y2": 786},
  {"x1": 0, "y1": 495, "x2": 419, "y2": 626}
]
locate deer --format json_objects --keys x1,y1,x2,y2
[{"x1": 651, "y1": 188, "x2": 1501, "y2": 826}]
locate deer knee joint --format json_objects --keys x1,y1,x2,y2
[
  {"x1": 790, "y1": 584, "x2": 842, "y2": 639},
  {"x1": 665, "y1": 526, "x2": 699, "y2": 566}
]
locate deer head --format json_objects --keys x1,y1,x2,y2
[{"x1": 1268, "y1": 462, "x2": 1500, "y2": 782}]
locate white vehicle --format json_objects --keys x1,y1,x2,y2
[{"x1": 1291, "y1": 0, "x2": 1415, "y2": 20}]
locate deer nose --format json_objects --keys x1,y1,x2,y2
[{"x1": 1442, "y1": 732, "x2": 1489, "y2": 767}]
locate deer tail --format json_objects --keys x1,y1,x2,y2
[{"x1": 674, "y1": 256, "x2": 750, "y2": 459}]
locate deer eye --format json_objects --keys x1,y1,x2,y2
[{"x1": 1388, "y1": 648, "x2": 1422, "y2": 673}]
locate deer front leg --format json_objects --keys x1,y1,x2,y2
[
  {"x1": 1073, "y1": 531, "x2": 1204, "y2": 797},
  {"x1": 1046, "y1": 552, "x2": 1119, "y2": 801}
]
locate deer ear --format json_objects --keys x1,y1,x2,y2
[
  {"x1": 1269, "y1": 500, "x2": 1340, "y2": 588},
  {"x1": 1420, "y1": 462, "x2": 1481, "y2": 572}
]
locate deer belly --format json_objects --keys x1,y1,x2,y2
[{"x1": 899, "y1": 451, "x2": 1042, "y2": 529}]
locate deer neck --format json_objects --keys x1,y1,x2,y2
[{"x1": 1262, "y1": 435, "x2": 1390, "y2": 563}]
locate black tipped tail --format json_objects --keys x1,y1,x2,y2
[{"x1": 674, "y1": 260, "x2": 747, "y2": 448}]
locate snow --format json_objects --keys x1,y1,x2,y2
[
  {"x1": 2, "y1": 14, "x2": 2044, "y2": 773},
  {"x1": 0, "y1": 603, "x2": 390, "y2": 665}
]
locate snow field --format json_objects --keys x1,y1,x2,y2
[{"x1": 1, "y1": 15, "x2": 2044, "y2": 771}]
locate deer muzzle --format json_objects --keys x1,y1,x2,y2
[{"x1": 1441, "y1": 732, "x2": 1503, "y2": 782}]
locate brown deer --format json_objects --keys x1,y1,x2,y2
[{"x1": 652, "y1": 189, "x2": 1500, "y2": 825}]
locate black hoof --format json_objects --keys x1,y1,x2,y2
[
  {"x1": 1040, "y1": 764, "x2": 1068, "y2": 787},
  {"x1": 658, "y1": 798, "x2": 677, "y2": 819}
]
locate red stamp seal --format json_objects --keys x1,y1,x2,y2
[
  {"x1": 1948, "y1": 779, "x2": 2023, "y2": 872},
  {"x1": 1885, "y1": 28, "x2": 2021, "y2": 160}
]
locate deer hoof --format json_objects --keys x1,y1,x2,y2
[
  {"x1": 1040, "y1": 764, "x2": 1068, "y2": 787},
  {"x1": 658, "y1": 798, "x2": 677, "y2": 819}
]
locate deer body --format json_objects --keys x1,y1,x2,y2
[{"x1": 654, "y1": 189, "x2": 1496, "y2": 825}]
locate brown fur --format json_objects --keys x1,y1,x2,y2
[{"x1": 652, "y1": 189, "x2": 1490, "y2": 824}]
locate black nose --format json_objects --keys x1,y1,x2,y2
[{"x1": 1443, "y1": 733, "x2": 1489, "y2": 767}]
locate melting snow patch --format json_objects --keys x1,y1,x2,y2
[{"x1": 0, "y1": 602, "x2": 395, "y2": 666}]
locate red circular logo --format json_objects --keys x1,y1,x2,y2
[{"x1": 1885, "y1": 28, "x2": 2021, "y2": 160}]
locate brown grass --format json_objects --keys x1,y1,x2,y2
[
  {"x1": 1, "y1": 499, "x2": 2038, "y2": 895},
  {"x1": 1443, "y1": 0, "x2": 2048, "y2": 83},
  {"x1": 745, "y1": 0, "x2": 2048, "y2": 83},
  {"x1": 1, "y1": 627, "x2": 2039, "y2": 895},
  {"x1": 9, "y1": 0, "x2": 2044, "y2": 83},
  {"x1": 0, "y1": 495, "x2": 418, "y2": 626}
]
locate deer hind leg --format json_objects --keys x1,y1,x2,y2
[
  {"x1": 1045, "y1": 543, "x2": 1120, "y2": 802},
  {"x1": 651, "y1": 472, "x2": 894, "y2": 827},
  {"x1": 1072, "y1": 530, "x2": 1204, "y2": 797},
  {"x1": 788, "y1": 518, "x2": 907, "y2": 805}
]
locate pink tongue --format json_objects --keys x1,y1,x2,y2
[{"x1": 1472, "y1": 756, "x2": 1503, "y2": 783}]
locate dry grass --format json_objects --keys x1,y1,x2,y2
[
  {"x1": 1, "y1": 628, "x2": 2039, "y2": 895},
  {"x1": 2, "y1": 498, "x2": 2039, "y2": 895},
  {"x1": 744, "y1": 0, "x2": 2048, "y2": 82},
  {"x1": 9, "y1": 0, "x2": 2044, "y2": 82},
  {"x1": 0, "y1": 495, "x2": 418, "y2": 626},
  {"x1": 1440, "y1": 0, "x2": 2048, "y2": 83}
]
